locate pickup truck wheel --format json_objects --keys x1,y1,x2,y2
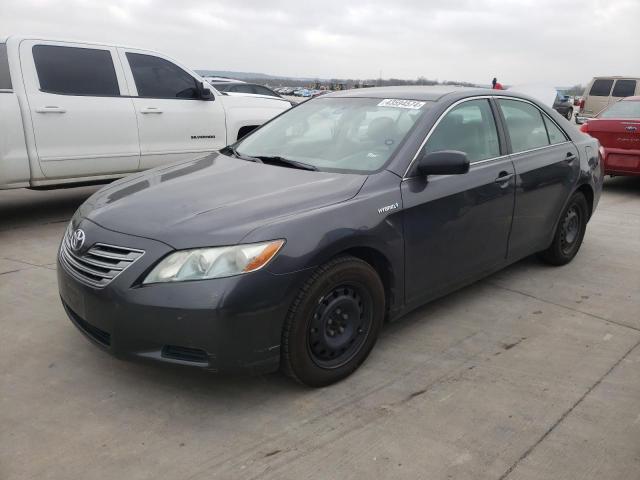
[
  {"x1": 281, "y1": 256, "x2": 384, "y2": 387},
  {"x1": 537, "y1": 192, "x2": 588, "y2": 266}
]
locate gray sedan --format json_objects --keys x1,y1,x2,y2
[{"x1": 58, "y1": 86, "x2": 603, "y2": 387}]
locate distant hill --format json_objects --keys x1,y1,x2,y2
[
  {"x1": 195, "y1": 69, "x2": 485, "y2": 90},
  {"x1": 195, "y1": 70, "x2": 320, "y2": 81}
]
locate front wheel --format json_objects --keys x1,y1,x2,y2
[
  {"x1": 281, "y1": 256, "x2": 385, "y2": 387},
  {"x1": 537, "y1": 192, "x2": 588, "y2": 265}
]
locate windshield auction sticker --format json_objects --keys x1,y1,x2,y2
[{"x1": 377, "y1": 99, "x2": 426, "y2": 109}]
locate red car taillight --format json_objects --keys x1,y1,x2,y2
[
  {"x1": 579, "y1": 122, "x2": 589, "y2": 133},
  {"x1": 578, "y1": 98, "x2": 585, "y2": 112}
]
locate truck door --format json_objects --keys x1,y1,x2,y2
[
  {"x1": 19, "y1": 40, "x2": 140, "y2": 179},
  {"x1": 119, "y1": 49, "x2": 227, "y2": 170}
]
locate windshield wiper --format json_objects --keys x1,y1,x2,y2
[
  {"x1": 253, "y1": 156, "x2": 318, "y2": 171},
  {"x1": 223, "y1": 145, "x2": 263, "y2": 163}
]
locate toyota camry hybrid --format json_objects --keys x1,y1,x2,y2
[{"x1": 58, "y1": 86, "x2": 603, "y2": 387}]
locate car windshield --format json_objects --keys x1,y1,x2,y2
[
  {"x1": 598, "y1": 100, "x2": 640, "y2": 119},
  {"x1": 235, "y1": 97, "x2": 432, "y2": 173}
]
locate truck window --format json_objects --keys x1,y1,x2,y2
[
  {"x1": 0, "y1": 44, "x2": 11, "y2": 90},
  {"x1": 33, "y1": 45, "x2": 120, "y2": 96},
  {"x1": 126, "y1": 53, "x2": 199, "y2": 99},
  {"x1": 612, "y1": 80, "x2": 637, "y2": 98},
  {"x1": 589, "y1": 79, "x2": 614, "y2": 97}
]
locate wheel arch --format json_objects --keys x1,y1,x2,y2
[
  {"x1": 341, "y1": 246, "x2": 395, "y2": 317},
  {"x1": 575, "y1": 182, "x2": 594, "y2": 219}
]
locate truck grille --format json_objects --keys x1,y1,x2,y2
[{"x1": 59, "y1": 228, "x2": 144, "y2": 288}]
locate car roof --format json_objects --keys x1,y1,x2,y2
[
  {"x1": 325, "y1": 85, "x2": 475, "y2": 101},
  {"x1": 4, "y1": 34, "x2": 151, "y2": 51},
  {"x1": 323, "y1": 85, "x2": 533, "y2": 102}
]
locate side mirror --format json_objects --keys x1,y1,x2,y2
[
  {"x1": 198, "y1": 82, "x2": 215, "y2": 101},
  {"x1": 416, "y1": 150, "x2": 470, "y2": 176}
]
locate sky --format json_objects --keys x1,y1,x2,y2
[{"x1": 1, "y1": 0, "x2": 638, "y2": 86}]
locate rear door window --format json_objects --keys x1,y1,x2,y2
[
  {"x1": 612, "y1": 80, "x2": 637, "y2": 98},
  {"x1": 542, "y1": 115, "x2": 568, "y2": 145},
  {"x1": 498, "y1": 99, "x2": 550, "y2": 153},
  {"x1": 425, "y1": 99, "x2": 500, "y2": 163},
  {"x1": 33, "y1": 45, "x2": 120, "y2": 96},
  {"x1": 0, "y1": 44, "x2": 11, "y2": 89},
  {"x1": 589, "y1": 79, "x2": 614, "y2": 97},
  {"x1": 127, "y1": 53, "x2": 199, "y2": 99}
]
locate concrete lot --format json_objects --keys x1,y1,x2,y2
[{"x1": 1, "y1": 177, "x2": 639, "y2": 480}]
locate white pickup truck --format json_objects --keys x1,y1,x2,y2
[{"x1": 0, "y1": 36, "x2": 291, "y2": 189}]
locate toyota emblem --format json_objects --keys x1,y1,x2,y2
[
  {"x1": 71, "y1": 229, "x2": 86, "y2": 251},
  {"x1": 626, "y1": 126, "x2": 638, "y2": 132}
]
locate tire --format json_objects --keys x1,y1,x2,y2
[
  {"x1": 537, "y1": 192, "x2": 588, "y2": 266},
  {"x1": 566, "y1": 108, "x2": 573, "y2": 120},
  {"x1": 281, "y1": 255, "x2": 385, "y2": 387}
]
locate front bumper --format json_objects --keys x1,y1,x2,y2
[{"x1": 57, "y1": 219, "x2": 309, "y2": 374}]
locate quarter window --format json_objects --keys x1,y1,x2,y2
[
  {"x1": 424, "y1": 99, "x2": 500, "y2": 163},
  {"x1": 33, "y1": 45, "x2": 120, "y2": 96},
  {"x1": 498, "y1": 99, "x2": 549, "y2": 153},
  {"x1": 127, "y1": 53, "x2": 199, "y2": 99},
  {"x1": 542, "y1": 115, "x2": 567, "y2": 145},
  {"x1": 589, "y1": 79, "x2": 614, "y2": 97},
  {"x1": 0, "y1": 44, "x2": 11, "y2": 90},
  {"x1": 612, "y1": 80, "x2": 637, "y2": 98}
]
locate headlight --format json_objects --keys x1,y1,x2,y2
[{"x1": 142, "y1": 240, "x2": 285, "y2": 284}]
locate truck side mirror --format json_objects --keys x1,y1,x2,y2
[{"x1": 198, "y1": 82, "x2": 214, "y2": 101}]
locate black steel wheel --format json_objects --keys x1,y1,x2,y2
[
  {"x1": 307, "y1": 284, "x2": 373, "y2": 369},
  {"x1": 281, "y1": 256, "x2": 385, "y2": 387},
  {"x1": 538, "y1": 192, "x2": 588, "y2": 265}
]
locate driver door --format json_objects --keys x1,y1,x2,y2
[
  {"x1": 401, "y1": 98, "x2": 516, "y2": 305},
  {"x1": 119, "y1": 49, "x2": 227, "y2": 169}
]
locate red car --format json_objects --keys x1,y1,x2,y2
[{"x1": 580, "y1": 96, "x2": 640, "y2": 176}]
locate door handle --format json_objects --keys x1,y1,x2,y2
[
  {"x1": 565, "y1": 153, "x2": 577, "y2": 163},
  {"x1": 494, "y1": 172, "x2": 514, "y2": 185},
  {"x1": 140, "y1": 107, "x2": 163, "y2": 114},
  {"x1": 35, "y1": 106, "x2": 66, "y2": 113}
]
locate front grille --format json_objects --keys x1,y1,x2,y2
[
  {"x1": 63, "y1": 301, "x2": 111, "y2": 347},
  {"x1": 59, "y1": 227, "x2": 144, "y2": 288}
]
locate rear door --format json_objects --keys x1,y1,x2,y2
[
  {"x1": 496, "y1": 98, "x2": 579, "y2": 259},
  {"x1": 402, "y1": 98, "x2": 516, "y2": 304},
  {"x1": 19, "y1": 40, "x2": 139, "y2": 178},
  {"x1": 119, "y1": 49, "x2": 227, "y2": 170}
]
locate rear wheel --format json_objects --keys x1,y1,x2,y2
[
  {"x1": 538, "y1": 192, "x2": 588, "y2": 265},
  {"x1": 281, "y1": 256, "x2": 385, "y2": 387},
  {"x1": 566, "y1": 108, "x2": 574, "y2": 120}
]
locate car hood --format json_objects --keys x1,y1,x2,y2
[{"x1": 79, "y1": 153, "x2": 367, "y2": 249}]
